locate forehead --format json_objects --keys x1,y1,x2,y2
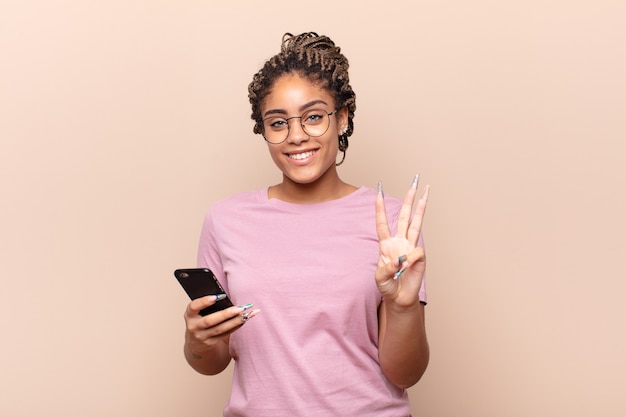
[{"x1": 262, "y1": 73, "x2": 335, "y2": 112}]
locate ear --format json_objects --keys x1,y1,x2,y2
[{"x1": 337, "y1": 107, "x2": 349, "y2": 133}]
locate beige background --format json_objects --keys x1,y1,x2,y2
[{"x1": 1, "y1": 1, "x2": 625, "y2": 416}]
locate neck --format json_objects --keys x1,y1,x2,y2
[{"x1": 269, "y1": 174, "x2": 357, "y2": 204}]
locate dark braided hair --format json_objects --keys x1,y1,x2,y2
[{"x1": 248, "y1": 32, "x2": 356, "y2": 165}]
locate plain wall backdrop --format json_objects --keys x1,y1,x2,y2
[{"x1": 1, "y1": 1, "x2": 625, "y2": 416}]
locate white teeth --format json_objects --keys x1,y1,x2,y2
[{"x1": 289, "y1": 151, "x2": 315, "y2": 160}]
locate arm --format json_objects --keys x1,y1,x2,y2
[
  {"x1": 378, "y1": 299, "x2": 429, "y2": 388},
  {"x1": 375, "y1": 177, "x2": 430, "y2": 388},
  {"x1": 183, "y1": 295, "x2": 260, "y2": 375}
]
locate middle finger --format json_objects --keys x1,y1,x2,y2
[{"x1": 396, "y1": 174, "x2": 419, "y2": 238}]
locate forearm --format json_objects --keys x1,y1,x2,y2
[
  {"x1": 378, "y1": 300, "x2": 429, "y2": 388},
  {"x1": 184, "y1": 334, "x2": 232, "y2": 375}
]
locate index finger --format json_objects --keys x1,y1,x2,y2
[{"x1": 186, "y1": 294, "x2": 223, "y2": 316}]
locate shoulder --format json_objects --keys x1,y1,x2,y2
[
  {"x1": 199, "y1": 189, "x2": 270, "y2": 231},
  {"x1": 207, "y1": 188, "x2": 266, "y2": 215},
  {"x1": 353, "y1": 186, "x2": 402, "y2": 213}
]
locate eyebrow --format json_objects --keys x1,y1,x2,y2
[{"x1": 262, "y1": 99, "x2": 329, "y2": 118}]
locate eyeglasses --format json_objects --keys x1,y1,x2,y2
[{"x1": 261, "y1": 109, "x2": 337, "y2": 144}]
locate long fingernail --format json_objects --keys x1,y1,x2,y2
[
  {"x1": 237, "y1": 303, "x2": 253, "y2": 311},
  {"x1": 411, "y1": 174, "x2": 419, "y2": 189},
  {"x1": 398, "y1": 254, "x2": 408, "y2": 265},
  {"x1": 241, "y1": 309, "x2": 261, "y2": 322},
  {"x1": 377, "y1": 180, "x2": 384, "y2": 196},
  {"x1": 394, "y1": 267, "x2": 407, "y2": 280},
  {"x1": 215, "y1": 294, "x2": 227, "y2": 301}
]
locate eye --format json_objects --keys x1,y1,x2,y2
[
  {"x1": 303, "y1": 110, "x2": 326, "y2": 125},
  {"x1": 265, "y1": 118, "x2": 288, "y2": 130}
]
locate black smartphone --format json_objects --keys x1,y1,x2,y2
[{"x1": 174, "y1": 268, "x2": 234, "y2": 316}]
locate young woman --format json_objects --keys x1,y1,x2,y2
[{"x1": 183, "y1": 32, "x2": 430, "y2": 416}]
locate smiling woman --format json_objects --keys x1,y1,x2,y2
[
  {"x1": 260, "y1": 73, "x2": 350, "y2": 195},
  {"x1": 181, "y1": 32, "x2": 430, "y2": 417}
]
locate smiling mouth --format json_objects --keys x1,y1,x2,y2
[{"x1": 288, "y1": 150, "x2": 316, "y2": 160}]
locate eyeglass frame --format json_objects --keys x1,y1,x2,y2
[{"x1": 261, "y1": 109, "x2": 338, "y2": 144}]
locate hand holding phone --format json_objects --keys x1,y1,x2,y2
[{"x1": 174, "y1": 268, "x2": 234, "y2": 316}]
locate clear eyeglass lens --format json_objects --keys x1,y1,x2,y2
[{"x1": 263, "y1": 109, "x2": 331, "y2": 144}]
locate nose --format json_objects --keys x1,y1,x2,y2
[{"x1": 286, "y1": 117, "x2": 309, "y2": 144}]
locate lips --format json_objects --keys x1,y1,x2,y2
[{"x1": 287, "y1": 150, "x2": 317, "y2": 160}]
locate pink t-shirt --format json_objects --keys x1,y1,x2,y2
[{"x1": 197, "y1": 187, "x2": 426, "y2": 417}]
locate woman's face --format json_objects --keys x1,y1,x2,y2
[{"x1": 260, "y1": 72, "x2": 348, "y2": 186}]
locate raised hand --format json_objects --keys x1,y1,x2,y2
[{"x1": 375, "y1": 175, "x2": 429, "y2": 308}]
